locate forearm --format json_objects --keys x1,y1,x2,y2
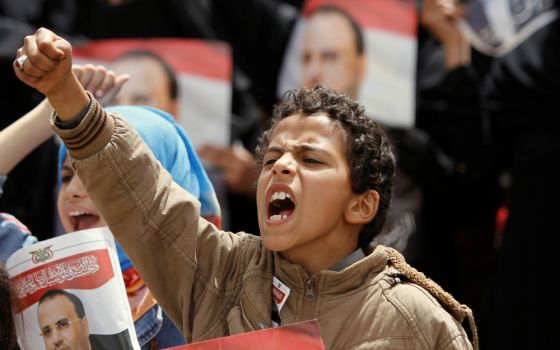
[
  {"x1": 46, "y1": 73, "x2": 90, "y2": 121},
  {"x1": 441, "y1": 36, "x2": 470, "y2": 71},
  {"x1": 0, "y1": 99, "x2": 54, "y2": 175},
  {"x1": 420, "y1": 0, "x2": 470, "y2": 71}
]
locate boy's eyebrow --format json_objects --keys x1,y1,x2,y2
[
  {"x1": 266, "y1": 144, "x2": 327, "y2": 154},
  {"x1": 265, "y1": 146, "x2": 283, "y2": 154},
  {"x1": 61, "y1": 164, "x2": 73, "y2": 171}
]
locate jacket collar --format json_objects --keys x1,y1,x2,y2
[{"x1": 271, "y1": 245, "x2": 390, "y2": 296}]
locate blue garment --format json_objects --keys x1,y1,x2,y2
[
  {"x1": 0, "y1": 212, "x2": 37, "y2": 264},
  {"x1": 135, "y1": 305, "x2": 185, "y2": 349}
]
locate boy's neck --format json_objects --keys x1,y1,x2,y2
[
  {"x1": 329, "y1": 248, "x2": 365, "y2": 272},
  {"x1": 281, "y1": 241, "x2": 360, "y2": 275}
]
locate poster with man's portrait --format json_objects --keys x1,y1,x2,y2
[
  {"x1": 6, "y1": 227, "x2": 139, "y2": 350},
  {"x1": 278, "y1": 0, "x2": 418, "y2": 128},
  {"x1": 73, "y1": 38, "x2": 232, "y2": 148}
]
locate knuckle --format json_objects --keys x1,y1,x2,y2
[{"x1": 83, "y1": 64, "x2": 95, "y2": 74}]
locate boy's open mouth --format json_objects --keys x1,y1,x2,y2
[
  {"x1": 268, "y1": 190, "x2": 296, "y2": 222},
  {"x1": 69, "y1": 210, "x2": 101, "y2": 232}
]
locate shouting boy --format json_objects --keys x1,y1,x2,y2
[{"x1": 14, "y1": 28, "x2": 477, "y2": 349}]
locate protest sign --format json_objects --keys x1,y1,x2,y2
[
  {"x1": 164, "y1": 320, "x2": 324, "y2": 350},
  {"x1": 7, "y1": 227, "x2": 140, "y2": 350},
  {"x1": 278, "y1": 0, "x2": 418, "y2": 128},
  {"x1": 73, "y1": 38, "x2": 232, "y2": 148}
]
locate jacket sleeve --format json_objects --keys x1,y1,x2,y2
[{"x1": 51, "y1": 98, "x2": 253, "y2": 342}]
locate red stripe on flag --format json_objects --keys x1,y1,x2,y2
[
  {"x1": 73, "y1": 38, "x2": 232, "y2": 82},
  {"x1": 10, "y1": 249, "x2": 115, "y2": 312},
  {"x1": 303, "y1": 0, "x2": 417, "y2": 37}
]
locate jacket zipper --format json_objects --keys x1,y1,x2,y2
[
  {"x1": 303, "y1": 275, "x2": 315, "y2": 320},
  {"x1": 306, "y1": 276, "x2": 315, "y2": 300}
]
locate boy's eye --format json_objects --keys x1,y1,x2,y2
[
  {"x1": 61, "y1": 175, "x2": 73, "y2": 183},
  {"x1": 263, "y1": 158, "x2": 277, "y2": 166},
  {"x1": 303, "y1": 157, "x2": 321, "y2": 165}
]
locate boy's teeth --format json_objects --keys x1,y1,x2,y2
[
  {"x1": 269, "y1": 214, "x2": 289, "y2": 222},
  {"x1": 270, "y1": 191, "x2": 292, "y2": 203}
]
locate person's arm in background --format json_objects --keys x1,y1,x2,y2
[
  {"x1": 0, "y1": 98, "x2": 51, "y2": 176},
  {"x1": 420, "y1": 0, "x2": 470, "y2": 70},
  {"x1": 0, "y1": 64, "x2": 128, "y2": 176},
  {"x1": 416, "y1": 0, "x2": 481, "y2": 126},
  {"x1": 416, "y1": 0, "x2": 499, "y2": 244},
  {"x1": 197, "y1": 142, "x2": 259, "y2": 197}
]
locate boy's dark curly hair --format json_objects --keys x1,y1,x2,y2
[{"x1": 255, "y1": 86, "x2": 395, "y2": 249}]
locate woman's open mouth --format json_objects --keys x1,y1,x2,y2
[{"x1": 68, "y1": 210, "x2": 101, "y2": 232}]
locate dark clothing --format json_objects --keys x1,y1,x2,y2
[
  {"x1": 418, "y1": 3, "x2": 560, "y2": 348},
  {"x1": 415, "y1": 26, "x2": 501, "y2": 349},
  {"x1": 383, "y1": 126, "x2": 455, "y2": 276},
  {"x1": 89, "y1": 329, "x2": 134, "y2": 350},
  {"x1": 484, "y1": 5, "x2": 560, "y2": 349},
  {"x1": 416, "y1": 31, "x2": 500, "y2": 229},
  {"x1": 75, "y1": 0, "x2": 183, "y2": 38}
]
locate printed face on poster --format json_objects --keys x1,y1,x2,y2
[
  {"x1": 278, "y1": 0, "x2": 418, "y2": 128},
  {"x1": 6, "y1": 227, "x2": 140, "y2": 350},
  {"x1": 73, "y1": 38, "x2": 232, "y2": 148}
]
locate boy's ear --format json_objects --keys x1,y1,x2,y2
[{"x1": 345, "y1": 190, "x2": 380, "y2": 224}]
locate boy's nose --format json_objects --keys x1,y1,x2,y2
[{"x1": 272, "y1": 154, "x2": 295, "y2": 176}]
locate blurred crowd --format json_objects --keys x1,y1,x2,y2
[{"x1": 1, "y1": 0, "x2": 559, "y2": 349}]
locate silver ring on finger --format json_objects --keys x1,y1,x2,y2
[{"x1": 15, "y1": 54, "x2": 28, "y2": 70}]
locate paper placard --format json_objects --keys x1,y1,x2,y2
[
  {"x1": 165, "y1": 320, "x2": 324, "y2": 350},
  {"x1": 7, "y1": 227, "x2": 140, "y2": 350}
]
